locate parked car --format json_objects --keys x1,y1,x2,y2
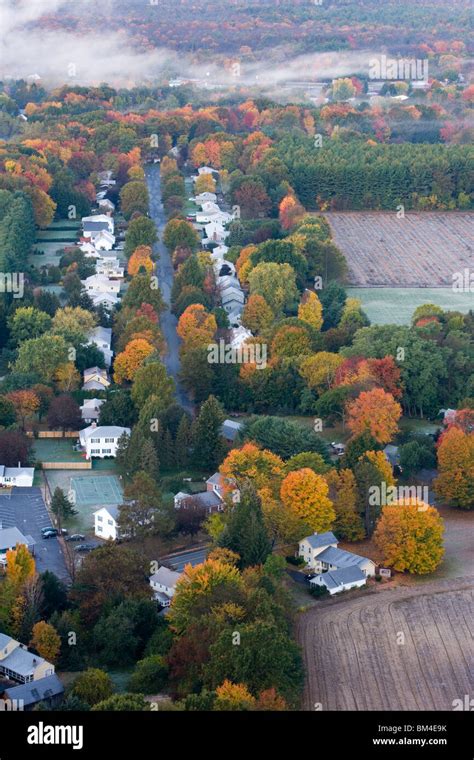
[
  {"x1": 41, "y1": 527, "x2": 68, "y2": 537},
  {"x1": 74, "y1": 544, "x2": 94, "y2": 552},
  {"x1": 42, "y1": 530, "x2": 57, "y2": 539},
  {"x1": 65, "y1": 534, "x2": 85, "y2": 542}
]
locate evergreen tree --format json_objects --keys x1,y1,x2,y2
[
  {"x1": 139, "y1": 438, "x2": 160, "y2": 481},
  {"x1": 192, "y1": 395, "x2": 225, "y2": 470},
  {"x1": 50, "y1": 487, "x2": 76, "y2": 527},
  {"x1": 219, "y1": 482, "x2": 271, "y2": 569},
  {"x1": 174, "y1": 414, "x2": 190, "y2": 469}
]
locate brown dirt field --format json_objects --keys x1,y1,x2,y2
[
  {"x1": 326, "y1": 212, "x2": 474, "y2": 287},
  {"x1": 296, "y1": 575, "x2": 474, "y2": 711}
]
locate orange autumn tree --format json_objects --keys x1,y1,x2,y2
[
  {"x1": 114, "y1": 339, "x2": 154, "y2": 384},
  {"x1": 214, "y1": 680, "x2": 256, "y2": 711},
  {"x1": 346, "y1": 388, "x2": 402, "y2": 444},
  {"x1": 279, "y1": 194, "x2": 305, "y2": 231},
  {"x1": 128, "y1": 245, "x2": 153, "y2": 276},
  {"x1": 374, "y1": 500, "x2": 445, "y2": 574},
  {"x1": 435, "y1": 426, "x2": 474, "y2": 509},
  {"x1": 177, "y1": 304, "x2": 217, "y2": 350},
  {"x1": 220, "y1": 443, "x2": 285, "y2": 498},
  {"x1": 6, "y1": 390, "x2": 39, "y2": 430},
  {"x1": 280, "y1": 468, "x2": 335, "y2": 533},
  {"x1": 297, "y1": 289, "x2": 323, "y2": 331}
]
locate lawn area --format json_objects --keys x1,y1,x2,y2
[
  {"x1": 29, "y1": 241, "x2": 65, "y2": 267},
  {"x1": 35, "y1": 229, "x2": 79, "y2": 243},
  {"x1": 347, "y1": 287, "x2": 473, "y2": 326},
  {"x1": 33, "y1": 437, "x2": 85, "y2": 464}
]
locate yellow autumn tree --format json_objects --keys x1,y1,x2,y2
[
  {"x1": 374, "y1": 500, "x2": 445, "y2": 574},
  {"x1": 435, "y1": 427, "x2": 474, "y2": 509},
  {"x1": 128, "y1": 245, "x2": 154, "y2": 276},
  {"x1": 299, "y1": 352, "x2": 344, "y2": 391},
  {"x1": 114, "y1": 338, "x2": 154, "y2": 384},
  {"x1": 220, "y1": 443, "x2": 285, "y2": 498},
  {"x1": 298, "y1": 289, "x2": 323, "y2": 330},
  {"x1": 30, "y1": 621, "x2": 61, "y2": 664},
  {"x1": 325, "y1": 468, "x2": 365, "y2": 541},
  {"x1": 280, "y1": 468, "x2": 335, "y2": 533},
  {"x1": 214, "y1": 680, "x2": 256, "y2": 711}
]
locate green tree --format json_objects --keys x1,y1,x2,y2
[
  {"x1": 219, "y1": 483, "x2": 272, "y2": 569},
  {"x1": 120, "y1": 181, "x2": 149, "y2": 220},
  {"x1": 128, "y1": 655, "x2": 168, "y2": 693},
  {"x1": 71, "y1": 668, "x2": 114, "y2": 707},
  {"x1": 124, "y1": 216, "x2": 157, "y2": 258},
  {"x1": 192, "y1": 395, "x2": 225, "y2": 469},
  {"x1": 131, "y1": 362, "x2": 175, "y2": 411},
  {"x1": 13, "y1": 335, "x2": 68, "y2": 383},
  {"x1": 8, "y1": 307, "x2": 52, "y2": 345}
]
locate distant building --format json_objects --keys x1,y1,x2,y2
[
  {"x1": 0, "y1": 633, "x2": 55, "y2": 684},
  {"x1": 0, "y1": 465, "x2": 34, "y2": 488},
  {"x1": 149, "y1": 566, "x2": 182, "y2": 607},
  {"x1": 94, "y1": 505, "x2": 120, "y2": 541},
  {"x1": 221, "y1": 419, "x2": 242, "y2": 444},
  {"x1": 79, "y1": 425, "x2": 130, "y2": 459},
  {"x1": 82, "y1": 274, "x2": 121, "y2": 297}
]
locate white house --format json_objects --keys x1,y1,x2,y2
[
  {"x1": 204, "y1": 221, "x2": 229, "y2": 244},
  {"x1": 98, "y1": 198, "x2": 115, "y2": 213},
  {"x1": 82, "y1": 274, "x2": 121, "y2": 296},
  {"x1": 149, "y1": 566, "x2": 182, "y2": 607},
  {"x1": 91, "y1": 230, "x2": 115, "y2": 251},
  {"x1": 229, "y1": 325, "x2": 252, "y2": 350},
  {"x1": 0, "y1": 633, "x2": 55, "y2": 684},
  {"x1": 82, "y1": 214, "x2": 114, "y2": 235},
  {"x1": 94, "y1": 505, "x2": 119, "y2": 541},
  {"x1": 96, "y1": 257, "x2": 124, "y2": 279},
  {"x1": 80, "y1": 241, "x2": 100, "y2": 256},
  {"x1": 0, "y1": 465, "x2": 34, "y2": 488},
  {"x1": 309, "y1": 566, "x2": 368, "y2": 595},
  {"x1": 79, "y1": 425, "x2": 130, "y2": 460},
  {"x1": 299, "y1": 532, "x2": 376, "y2": 577},
  {"x1": 80, "y1": 398, "x2": 104, "y2": 424},
  {"x1": 87, "y1": 326, "x2": 113, "y2": 367},
  {"x1": 82, "y1": 366, "x2": 110, "y2": 392},
  {"x1": 0, "y1": 527, "x2": 35, "y2": 562},
  {"x1": 97, "y1": 171, "x2": 116, "y2": 188},
  {"x1": 90, "y1": 292, "x2": 119, "y2": 309},
  {"x1": 221, "y1": 419, "x2": 242, "y2": 444},
  {"x1": 194, "y1": 192, "x2": 217, "y2": 204},
  {"x1": 221, "y1": 286, "x2": 245, "y2": 315},
  {"x1": 198, "y1": 166, "x2": 218, "y2": 176}
]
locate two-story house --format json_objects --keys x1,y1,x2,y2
[
  {"x1": 149, "y1": 566, "x2": 182, "y2": 607},
  {"x1": 79, "y1": 425, "x2": 130, "y2": 459},
  {"x1": 93, "y1": 505, "x2": 119, "y2": 541},
  {"x1": 87, "y1": 326, "x2": 113, "y2": 367},
  {"x1": 0, "y1": 633, "x2": 55, "y2": 684},
  {"x1": 82, "y1": 366, "x2": 110, "y2": 392},
  {"x1": 299, "y1": 531, "x2": 376, "y2": 576}
]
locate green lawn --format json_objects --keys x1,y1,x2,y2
[
  {"x1": 347, "y1": 287, "x2": 473, "y2": 326},
  {"x1": 33, "y1": 438, "x2": 85, "y2": 464}
]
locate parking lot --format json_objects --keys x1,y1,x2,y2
[{"x1": 0, "y1": 487, "x2": 69, "y2": 580}]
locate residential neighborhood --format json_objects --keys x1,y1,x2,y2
[{"x1": 0, "y1": 3, "x2": 472, "y2": 739}]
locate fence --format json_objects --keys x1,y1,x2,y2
[
  {"x1": 41, "y1": 461, "x2": 91, "y2": 470},
  {"x1": 26, "y1": 431, "x2": 79, "y2": 439}
]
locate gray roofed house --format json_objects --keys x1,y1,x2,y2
[
  {"x1": 83, "y1": 221, "x2": 110, "y2": 233},
  {"x1": 0, "y1": 527, "x2": 35, "y2": 557},
  {"x1": 303, "y1": 531, "x2": 338, "y2": 550},
  {"x1": 221, "y1": 419, "x2": 242, "y2": 443},
  {"x1": 0, "y1": 634, "x2": 55, "y2": 683},
  {"x1": 316, "y1": 545, "x2": 370, "y2": 570},
  {"x1": 174, "y1": 490, "x2": 223, "y2": 513},
  {"x1": 1, "y1": 673, "x2": 64, "y2": 710},
  {"x1": 149, "y1": 566, "x2": 182, "y2": 607},
  {"x1": 309, "y1": 565, "x2": 367, "y2": 595}
]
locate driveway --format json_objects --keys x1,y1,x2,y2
[
  {"x1": 146, "y1": 165, "x2": 194, "y2": 415},
  {"x1": 0, "y1": 487, "x2": 68, "y2": 580}
]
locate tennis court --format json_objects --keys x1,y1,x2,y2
[{"x1": 70, "y1": 475, "x2": 123, "y2": 506}]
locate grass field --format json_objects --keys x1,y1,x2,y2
[
  {"x1": 33, "y1": 438, "x2": 85, "y2": 463},
  {"x1": 347, "y1": 287, "x2": 473, "y2": 325}
]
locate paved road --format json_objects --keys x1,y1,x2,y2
[
  {"x1": 146, "y1": 165, "x2": 194, "y2": 414},
  {"x1": 0, "y1": 487, "x2": 68, "y2": 580},
  {"x1": 161, "y1": 546, "x2": 209, "y2": 572}
]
